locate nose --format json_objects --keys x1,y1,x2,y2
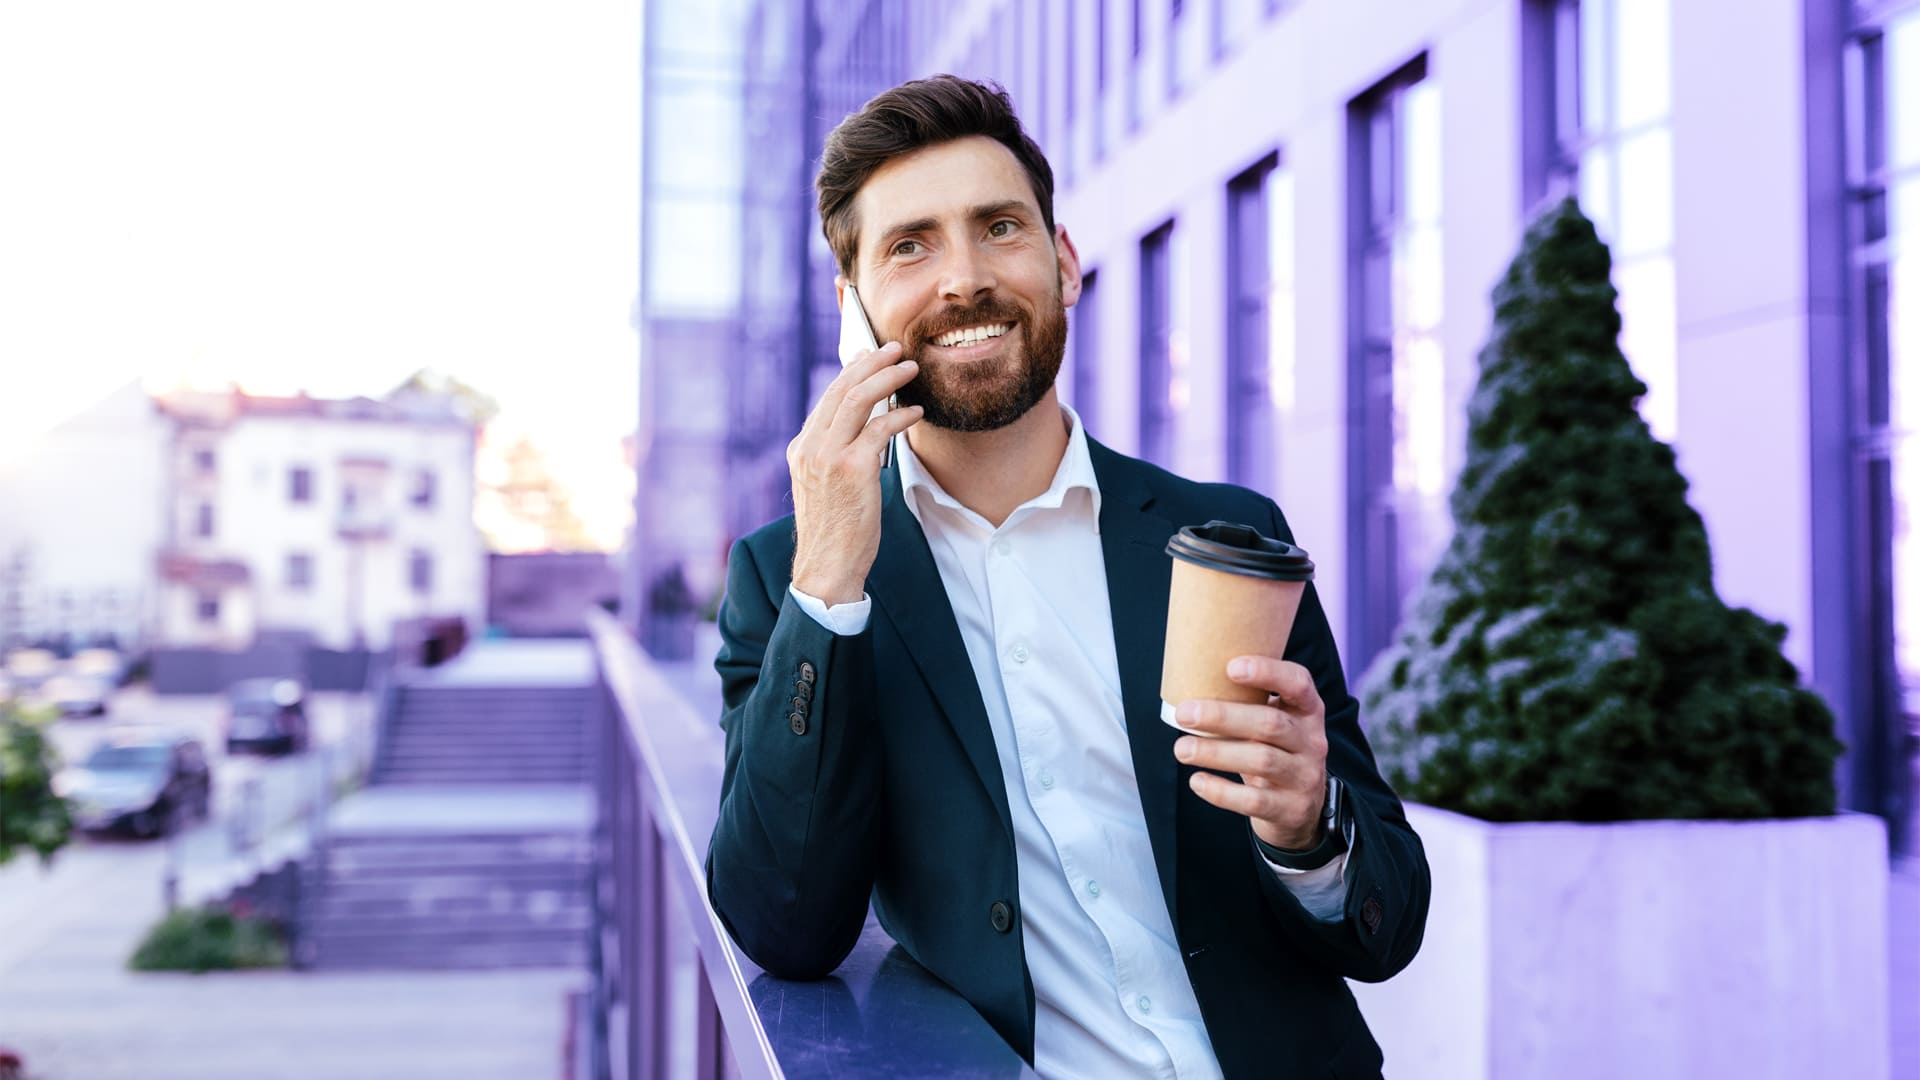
[{"x1": 937, "y1": 241, "x2": 997, "y2": 304}]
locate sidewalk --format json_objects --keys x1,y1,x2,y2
[{"x1": 0, "y1": 839, "x2": 580, "y2": 1080}]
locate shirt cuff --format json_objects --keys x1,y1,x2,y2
[
  {"x1": 788, "y1": 585, "x2": 873, "y2": 636},
  {"x1": 1257, "y1": 827, "x2": 1356, "y2": 924}
]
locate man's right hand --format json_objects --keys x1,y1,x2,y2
[{"x1": 788, "y1": 341, "x2": 925, "y2": 606}]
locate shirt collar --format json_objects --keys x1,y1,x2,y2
[{"x1": 896, "y1": 404, "x2": 1103, "y2": 531}]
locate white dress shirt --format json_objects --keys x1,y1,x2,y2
[{"x1": 789, "y1": 407, "x2": 1350, "y2": 1079}]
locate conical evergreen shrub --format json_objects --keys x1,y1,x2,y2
[{"x1": 1359, "y1": 198, "x2": 1842, "y2": 822}]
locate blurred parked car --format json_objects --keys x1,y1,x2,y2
[
  {"x1": 223, "y1": 678, "x2": 309, "y2": 755},
  {"x1": 34, "y1": 673, "x2": 114, "y2": 717},
  {"x1": 68, "y1": 647, "x2": 127, "y2": 684},
  {"x1": 54, "y1": 732, "x2": 212, "y2": 837},
  {"x1": 3, "y1": 648, "x2": 58, "y2": 693}
]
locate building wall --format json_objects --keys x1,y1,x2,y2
[
  {"x1": 0, "y1": 380, "x2": 170, "y2": 649},
  {"x1": 158, "y1": 412, "x2": 483, "y2": 650}
]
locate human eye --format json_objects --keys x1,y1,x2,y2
[
  {"x1": 891, "y1": 238, "x2": 921, "y2": 257},
  {"x1": 987, "y1": 220, "x2": 1016, "y2": 238}
]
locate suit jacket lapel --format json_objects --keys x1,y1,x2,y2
[
  {"x1": 867, "y1": 459, "x2": 1015, "y2": 842},
  {"x1": 1089, "y1": 440, "x2": 1183, "y2": 927}
]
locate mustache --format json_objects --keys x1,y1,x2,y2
[{"x1": 905, "y1": 298, "x2": 1028, "y2": 345}]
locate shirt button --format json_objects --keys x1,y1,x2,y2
[
  {"x1": 1010, "y1": 645, "x2": 1030, "y2": 664},
  {"x1": 1038, "y1": 772, "x2": 1054, "y2": 790},
  {"x1": 993, "y1": 539, "x2": 1012, "y2": 556},
  {"x1": 1086, "y1": 880, "x2": 1101, "y2": 898},
  {"x1": 1137, "y1": 995, "x2": 1152, "y2": 1014}
]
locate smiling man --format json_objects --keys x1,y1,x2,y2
[{"x1": 707, "y1": 76, "x2": 1429, "y2": 1079}]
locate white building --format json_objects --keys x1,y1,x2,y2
[
  {"x1": 0, "y1": 380, "x2": 171, "y2": 650},
  {"x1": 0, "y1": 383, "x2": 484, "y2": 652},
  {"x1": 156, "y1": 388, "x2": 485, "y2": 650}
]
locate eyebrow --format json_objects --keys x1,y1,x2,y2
[{"x1": 872, "y1": 200, "x2": 1034, "y2": 252}]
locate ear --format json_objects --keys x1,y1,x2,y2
[
  {"x1": 1053, "y1": 225, "x2": 1084, "y2": 309},
  {"x1": 834, "y1": 275, "x2": 848, "y2": 311}
]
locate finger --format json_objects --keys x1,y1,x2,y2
[
  {"x1": 1227, "y1": 656, "x2": 1318, "y2": 711},
  {"x1": 1173, "y1": 698, "x2": 1316, "y2": 753},
  {"x1": 1187, "y1": 771, "x2": 1301, "y2": 823},
  {"x1": 803, "y1": 342, "x2": 903, "y2": 438},
  {"x1": 1173, "y1": 735, "x2": 1313, "y2": 785},
  {"x1": 856, "y1": 403, "x2": 925, "y2": 452},
  {"x1": 829, "y1": 357, "x2": 920, "y2": 445}
]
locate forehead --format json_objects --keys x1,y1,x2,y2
[{"x1": 852, "y1": 136, "x2": 1038, "y2": 244}]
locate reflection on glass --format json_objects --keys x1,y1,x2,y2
[
  {"x1": 1614, "y1": 256, "x2": 1678, "y2": 441},
  {"x1": 1580, "y1": 0, "x2": 1611, "y2": 134},
  {"x1": 1267, "y1": 170, "x2": 1297, "y2": 414},
  {"x1": 1403, "y1": 83, "x2": 1444, "y2": 226},
  {"x1": 1615, "y1": 128, "x2": 1673, "y2": 257},
  {"x1": 1613, "y1": 0, "x2": 1671, "y2": 130},
  {"x1": 1891, "y1": 14, "x2": 1920, "y2": 170},
  {"x1": 1392, "y1": 79, "x2": 1445, "y2": 596},
  {"x1": 1580, "y1": 144, "x2": 1617, "y2": 239}
]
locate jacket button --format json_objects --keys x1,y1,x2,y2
[
  {"x1": 790, "y1": 696, "x2": 809, "y2": 715},
  {"x1": 989, "y1": 900, "x2": 1013, "y2": 933},
  {"x1": 795, "y1": 680, "x2": 813, "y2": 702},
  {"x1": 1361, "y1": 895, "x2": 1383, "y2": 935},
  {"x1": 798, "y1": 662, "x2": 817, "y2": 685},
  {"x1": 789, "y1": 712, "x2": 808, "y2": 736}
]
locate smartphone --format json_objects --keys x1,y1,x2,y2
[{"x1": 838, "y1": 283, "x2": 896, "y2": 468}]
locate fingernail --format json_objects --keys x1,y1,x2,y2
[
  {"x1": 1174, "y1": 737, "x2": 1194, "y2": 762},
  {"x1": 1229, "y1": 658, "x2": 1253, "y2": 679}
]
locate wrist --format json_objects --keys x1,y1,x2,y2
[{"x1": 791, "y1": 568, "x2": 865, "y2": 607}]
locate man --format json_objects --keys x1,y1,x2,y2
[{"x1": 708, "y1": 76, "x2": 1429, "y2": 1079}]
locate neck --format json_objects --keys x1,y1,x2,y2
[{"x1": 903, "y1": 388, "x2": 1072, "y2": 528}]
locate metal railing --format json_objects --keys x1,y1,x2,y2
[{"x1": 585, "y1": 610, "x2": 1034, "y2": 1079}]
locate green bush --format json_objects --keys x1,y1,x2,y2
[
  {"x1": 129, "y1": 905, "x2": 288, "y2": 973},
  {"x1": 1358, "y1": 199, "x2": 1843, "y2": 823},
  {"x1": 0, "y1": 701, "x2": 71, "y2": 866}
]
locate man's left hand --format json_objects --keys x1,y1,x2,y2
[{"x1": 1172, "y1": 655, "x2": 1327, "y2": 852}]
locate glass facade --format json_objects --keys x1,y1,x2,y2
[
  {"x1": 1849, "y1": 5, "x2": 1920, "y2": 839},
  {"x1": 1073, "y1": 269, "x2": 1101, "y2": 436},
  {"x1": 1541, "y1": 0, "x2": 1679, "y2": 441},
  {"x1": 1226, "y1": 153, "x2": 1294, "y2": 495},
  {"x1": 1348, "y1": 60, "x2": 1445, "y2": 674},
  {"x1": 1139, "y1": 222, "x2": 1175, "y2": 466}
]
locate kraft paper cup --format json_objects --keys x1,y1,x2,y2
[{"x1": 1160, "y1": 521, "x2": 1314, "y2": 736}]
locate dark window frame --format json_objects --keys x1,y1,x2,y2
[
  {"x1": 1226, "y1": 152, "x2": 1283, "y2": 494},
  {"x1": 1138, "y1": 221, "x2": 1176, "y2": 466},
  {"x1": 1073, "y1": 268, "x2": 1101, "y2": 436}
]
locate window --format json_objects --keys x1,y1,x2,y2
[
  {"x1": 409, "y1": 550, "x2": 434, "y2": 595},
  {"x1": 1073, "y1": 269, "x2": 1101, "y2": 434},
  {"x1": 410, "y1": 469, "x2": 436, "y2": 509},
  {"x1": 1847, "y1": 7, "x2": 1920, "y2": 840},
  {"x1": 196, "y1": 594, "x2": 220, "y2": 624},
  {"x1": 286, "y1": 552, "x2": 313, "y2": 590},
  {"x1": 194, "y1": 502, "x2": 216, "y2": 539},
  {"x1": 1227, "y1": 153, "x2": 1294, "y2": 494},
  {"x1": 1530, "y1": 0, "x2": 1678, "y2": 440},
  {"x1": 289, "y1": 467, "x2": 313, "y2": 504},
  {"x1": 1347, "y1": 58, "x2": 1445, "y2": 674},
  {"x1": 1139, "y1": 222, "x2": 1176, "y2": 465}
]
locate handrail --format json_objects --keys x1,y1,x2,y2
[{"x1": 585, "y1": 609, "x2": 1034, "y2": 1079}]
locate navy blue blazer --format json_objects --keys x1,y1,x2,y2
[{"x1": 708, "y1": 438, "x2": 1429, "y2": 1079}]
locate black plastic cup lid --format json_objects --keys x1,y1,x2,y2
[{"x1": 1166, "y1": 521, "x2": 1314, "y2": 582}]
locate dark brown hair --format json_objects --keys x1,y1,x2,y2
[{"x1": 816, "y1": 75, "x2": 1056, "y2": 278}]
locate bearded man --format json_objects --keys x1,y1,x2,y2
[{"x1": 707, "y1": 75, "x2": 1429, "y2": 1080}]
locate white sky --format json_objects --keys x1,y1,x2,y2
[{"x1": 0, "y1": 0, "x2": 641, "y2": 548}]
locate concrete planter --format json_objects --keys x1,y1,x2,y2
[{"x1": 1350, "y1": 804, "x2": 1889, "y2": 1079}]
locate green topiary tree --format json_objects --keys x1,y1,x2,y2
[
  {"x1": 0, "y1": 700, "x2": 72, "y2": 864},
  {"x1": 1358, "y1": 198, "x2": 1843, "y2": 823}
]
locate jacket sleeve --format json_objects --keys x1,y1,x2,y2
[
  {"x1": 705, "y1": 536, "x2": 885, "y2": 979},
  {"x1": 1252, "y1": 499, "x2": 1432, "y2": 983}
]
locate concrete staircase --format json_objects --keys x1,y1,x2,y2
[
  {"x1": 371, "y1": 686, "x2": 593, "y2": 785},
  {"x1": 301, "y1": 651, "x2": 598, "y2": 971},
  {"x1": 301, "y1": 826, "x2": 592, "y2": 970}
]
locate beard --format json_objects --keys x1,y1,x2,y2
[{"x1": 894, "y1": 286, "x2": 1068, "y2": 433}]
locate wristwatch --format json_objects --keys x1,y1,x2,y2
[{"x1": 1254, "y1": 775, "x2": 1348, "y2": 871}]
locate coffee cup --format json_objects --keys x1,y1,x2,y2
[{"x1": 1160, "y1": 521, "x2": 1315, "y2": 735}]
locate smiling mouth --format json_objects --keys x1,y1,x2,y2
[{"x1": 930, "y1": 322, "x2": 1014, "y2": 349}]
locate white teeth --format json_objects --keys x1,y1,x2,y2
[{"x1": 934, "y1": 323, "x2": 1011, "y2": 347}]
